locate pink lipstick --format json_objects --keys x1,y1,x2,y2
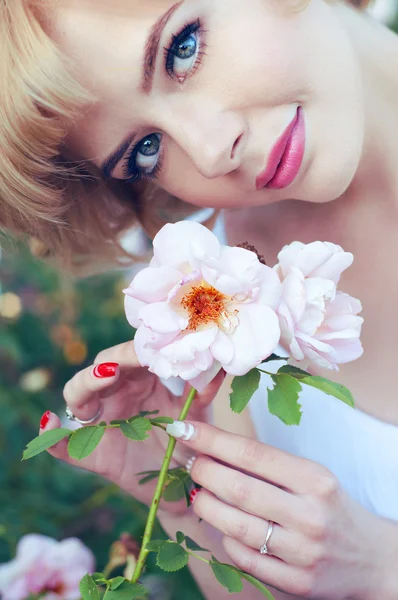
[{"x1": 256, "y1": 107, "x2": 305, "y2": 191}]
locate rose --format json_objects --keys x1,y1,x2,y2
[
  {"x1": 0, "y1": 534, "x2": 95, "y2": 600},
  {"x1": 124, "y1": 221, "x2": 282, "y2": 391},
  {"x1": 275, "y1": 241, "x2": 364, "y2": 371}
]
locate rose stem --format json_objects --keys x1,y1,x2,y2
[{"x1": 131, "y1": 386, "x2": 197, "y2": 584}]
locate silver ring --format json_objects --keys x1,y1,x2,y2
[
  {"x1": 185, "y1": 456, "x2": 196, "y2": 475},
  {"x1": 260, "y1": 521, "x2": 274, "y2": 555},
  {"x1": 65, "y1": 405, "x2": 103, "y2": 425}
]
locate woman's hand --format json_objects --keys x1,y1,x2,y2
[
  {"x1": 167, "y1": 420, "x2": 393, "y2": 599},
  {"x1": 38, "y1": 341, "x2": 224, "y2": 509}
]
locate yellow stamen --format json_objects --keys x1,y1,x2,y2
[{"x1": 181, "y1": 285, "x2": 226, "y2": 330}]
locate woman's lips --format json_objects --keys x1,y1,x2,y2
[{"x1": 256, "y1": 107, "x2": 306, "y2": 191}]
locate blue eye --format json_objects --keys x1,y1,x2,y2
[
  {"x1": 165, "y1": 20, "x2": 203, "y2": 83},
  {"x1": 123, "y1": 133, "x2": 162, "y2": 182}
]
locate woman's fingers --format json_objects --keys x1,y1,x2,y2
[
  {"x1": 223, "y1": 537, "x2": 312, "y2": 598},
  {"x1": 166, "y1": 420, "x2": 328, "y2": 495},
  {"x1": 63, "y1": 362, "x2": 120, "y2": 422},
  {"x1": 193, "y1": 489, "x2": 317, "y2": 568},
  {"x1": 189, "y1": 455, "x2": 301, "y2": 529}
]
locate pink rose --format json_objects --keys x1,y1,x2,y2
[
  {"x1": 275, "y1": 241, "x2": 363, "y2": 371},
  {"x1": 124, "y1": 221, "x2": 281, "y2": 391},
  {"x1": 0, "y1": 534, "x2": 95, "y2": 600}
]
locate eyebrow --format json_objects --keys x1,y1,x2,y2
[{"x1": 101, "y1": 2, "x2": 182, "y2": 180}]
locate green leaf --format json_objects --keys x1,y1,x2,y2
[
  {"x1": 301, "y1": 376, "x2": 355, "y2": 408},
  {"x1": 176, "y1": 531, "x2": 185, "y2": 544},
  {"x1": 138, "y1": 472, "x2": 161, "y2": 486},
  {"x1": 268, "y1": 374, "x2": 303, "y2": 426},
  {"x1": 67, "y1": 426, "x2": 105, "y2": 460},
  {"x1": 240, "y1": 573, "x2": 275, "y2": 599},
  {"x1": 120, "y1": 417, "x2": 152, "y2": 441},
  {"x1": 278, "y1": 365, "x2": 309, "y2": 378},
  {"x1": 156, "y1": 542, "x2": 189, "y2": 572},
  {"x1": 103, "y1": 581, "x2": 147, "y2": 599},
  {"x1": 22, "y1": 429, "x2": 71, "y2": 460},
  {"x1": 110, "y1": 419, "x2": 126, "y2": 425},
  {"x1": 91, "y1": 573, "x2": 108, "y2": 584},
  {"x1": 210, "y1": 561, "x2": 243, "y2": 593},
  {"x1": 163, "y1": 478, "x2": 185, "y2": 503},
  {"x1": 109, "y1": 577, "x2": 126, "y2": 590},
  {"x1": 264, "y1": 354, "x2": 284, "y2": 363},
  {"x1": 146, "y1": 539, "x2": 167, "y2": 552},
  {"x1": 138, "y1": 410, "x2": 159, "y2": 417},
  {"x1": 79, "y1": 574, "x2": 100, "y2": 600},
  {"x1": 150, "y1": 416, "x2": 174, "y2": 425},
  {"x1": 185, "y1": 536, "x2": 208, "y2": 552},
  {"x1": 230, "y1": 369, "x2": 261, "y2": 414}
]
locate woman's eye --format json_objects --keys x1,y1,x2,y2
[
  {"x1": 123, "y1": 133, "x2": 162, "y2": 182},
  {"x1": 166, "y1": 20, "x2": 203, "y2": 83}
]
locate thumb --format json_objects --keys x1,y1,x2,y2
[{"x1": 181, "y1": 369, "x2": 227, "y2": 421}]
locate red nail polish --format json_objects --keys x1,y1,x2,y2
[
  {"x1": 189, "y1": 487, "x2": 201, "y2": 506},
  {"x1": 40, "y1": 411, "x2": 51, "y2": 429},
  {"x1": 93, "y1": 362, "x2": 119, "y2": 378}
]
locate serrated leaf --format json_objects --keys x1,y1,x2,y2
[
  {"x1": 109, "y1": 576, "x2": 125, "y2": 590},
  {"x1": 146, "y1": 539, "x2": 167, "y2": 552},
  {"x1": 103, "y1": 581, "x2": 147, "y2": 599},
  {"x1": 120, "y1": 417, "x2": 152, "y2": 441},
  {"x1": 22, "y1": 429, "x2": 71, "y2": 460},
  {"x1": 67, "y1": 426, "x2": 105, "y2": 460},
  {"x1": 240, "y1": 573, "x2": 275, "y2": 599},
  {"x1": 210, "y1": 561, "x2": 243, "y2": 593},
  {"x1": 163, "y1": 478, "x2": 185, "y2": 502},
  {"x1": 176, "y1": 531, "x2": 185, "y2": 544},
  {"x1": 278, "y1": 365, "x2": 309, "y2": 378},
  {"x1": 268, "y1": 374, "x2": 303, "y2": 426},
  {"x1": 156, "y1": 542, "x2": 189, "y2": 572},
  {"x1": 264, "y1": 354, "x2": 284, "y2": 363},
  {"x1": 150, "y1": 416, "x2": 174, "y2": 425},
  {"x1": 79, "y1": 574, "x2": 100, "y2": 600},
  {"x1": 138, "y1": 410, "x2": 159, "y2": 417},
  {"x1": 99, "y1": 421, "x2": 107, "y2": 427},
  {"x1": 110, "y1": 419, "x2": 126, "y2": 425},
  {"x1": 230, "y1": 369, "x2": 261, "y2": 414},
  {"x1": 185, "y1": 536, "x2": 208, "y2": 552},
  {"x1": 301, "y1": 376, "x2": 355, "y2": 407}
]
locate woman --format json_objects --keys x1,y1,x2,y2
[{"x1": 2, "y1": 0, "x2": 398, "y2": 597}]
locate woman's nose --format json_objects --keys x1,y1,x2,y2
[{"x1": 166, "y1": 106, "x2": 247, "y2": 180}]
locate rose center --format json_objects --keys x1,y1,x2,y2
[{"x1": 181, "y1": 285, "x2": 226, "y2": 330}]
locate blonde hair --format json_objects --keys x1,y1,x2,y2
[{"x1": 0, "y1": 0, "x2": 372, "y2": 273}]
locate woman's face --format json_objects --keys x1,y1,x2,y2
[{"x1": 53, "y1": 0, "x2": 364, "y2": 209}]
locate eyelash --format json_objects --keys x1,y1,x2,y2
[{"x1": 122, "y1": 19, "x2": 206, "y2": 184}]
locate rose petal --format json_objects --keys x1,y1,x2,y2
[
  {"x1": 124, "y1": 266, "x2": 183, "y2": 303},
  {"x1": 124, "y1": 295, "x2": 146, "y2": 328},
  {"x1": 153, "y1": 221, "x2": 220, "y2": 269},
  {"x1": 225, "y1": 304, "x2": 280, "y2": 375},
  {"x1": 160, "y1": 326, "x2": 218, "y2": 363},
  {"x1": 139, "y1": 302, "x2": 188, "y2": 334},
  {"x1": 202, "y1": 246, "x2": 264, "y2": 296},
  {"x1": 210, "y1": 330, "x2": 235, "y2": 366},
  {"x1": 189, "y1": 361, "x2": 222, "y2": 392}
]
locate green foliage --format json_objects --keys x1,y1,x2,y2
[
  {"x1": 120, "y1": 417, "x2": 152, "y2": 441},
  {"x1": 103, "y1": 581, "x2": 148, "y2": 599},
  {"x1": 156, "y1": 542, "x2": 189, "y2": 572},
  {"x1": 210, "y1": 560, "x2": 243, "y2": 594},
  {"x1": 68, "y1": 426, "x2": 105, "y2": 460},
  {"x1": 229, "y1": 369, "x2": 261, "y2": 414},
  {"x1": 0, "y1": 243, "x2": 204, "y2": 600},
  {"x1": 22, "y1": 429, "x2": 71, "y2": 460},
  {"x1": 267, "y1": 374, "x2": 303, "y2": 426},
  {"x1": 80, "y1": 574, "x2": 101, "y2": 600}
]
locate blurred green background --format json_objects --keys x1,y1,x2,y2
[{"x1": 0, "y1": 243, "x2": 203, "y2": 599}]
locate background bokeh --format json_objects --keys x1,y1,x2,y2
[{"x1": 1, "y1": 2, "x2": 398, "y2": 598}]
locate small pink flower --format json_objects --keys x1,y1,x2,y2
[
  {"x1": 0, "y1": 534, "x2": 95, "y2": 600},
  {"x1": 124, "y1": 221, "x2": 281, "y2": 391},
  {"x1": 275, "y1": 241, "x2": 363, "y2": 371}
]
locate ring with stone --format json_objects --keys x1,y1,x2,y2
[
  {"x1": 260, "y1": 520, "x2": 274, "y2": 556},
  {"x1": 65, "y1": 405, "x2": 103, "y2": 425}
]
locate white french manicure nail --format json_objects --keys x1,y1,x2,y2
[{"x1": 166, "y1": 421, "x2": 195, "y2": 441}]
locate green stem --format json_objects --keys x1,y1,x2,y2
[{"x1": 131, "y1": 387, "x2": 197, "y2": 584}]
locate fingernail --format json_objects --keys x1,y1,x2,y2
[
  {"x1": 166, "y1": 421, "x2": 195, "y2": 441},
  {"x1": 40, "y1": 411, "x2": 51, "y2": 429},
  {"x1": 93, "y1": 362, "x2": 119, "y2": 378},
  {"x1": 185, "y1": 455, "x2": 197, "y2": 474},
  {"x1": 189, "y1": 487, "x2": 201, "y2": 505}
]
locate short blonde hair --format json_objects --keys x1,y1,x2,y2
[{"x1": 0, "y1": 0, "x2": 372, "y2": 273}]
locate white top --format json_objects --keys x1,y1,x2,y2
[
  {"x1": 213, "y1": 213, "x2": 398, "y2": 522},
  {"x1": 249, "y1": 370, "x2": 398, "y2": 521}
]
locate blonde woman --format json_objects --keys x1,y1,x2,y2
[{"x1": 2, "y1": 1, "x2": 398, "y2": 598}]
